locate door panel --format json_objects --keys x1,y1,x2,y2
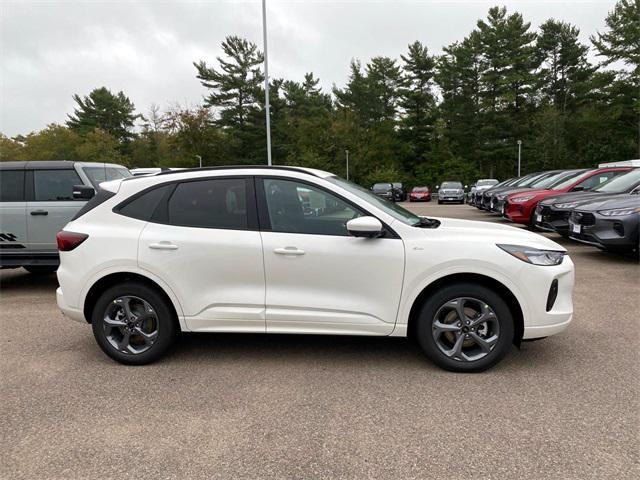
[
  {"x1": 0, "y1": 170, "x2": 28, "y2": 253},
  {"x1": 139, "y1": 223, "x2": 265, "y2": 332},
  {"x1": 262, "y1": 231, "x2": 405, "y2": 335},
  {"x1": 27, "y1": 169, "x2": 85, "y2": 252},
  {"x1": 258, "y1": 177, "x2": 405, "y2": 335}
]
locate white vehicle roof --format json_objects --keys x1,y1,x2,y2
[{"x1": 598, "y1": 160, "x2": 640, "y2": 168}]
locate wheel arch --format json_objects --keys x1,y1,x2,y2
[
  {"x1": 83, "y1": 271, "x2": 184, "y2": 331},
  {"x1": 406, "y1": 272, "x2": 524, "y2": 346}
]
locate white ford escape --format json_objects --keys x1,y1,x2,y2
[{"x1": 56, "y1": 166, "x2": 574, "y2": 372}]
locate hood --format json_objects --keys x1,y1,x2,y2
[
  {"x1": 574, "y1": 193, "x2": 640, "y2": 212},
  {"x1": 540, "y1": 191, "x2": 605, "y2": 206},
  {"x1": 428, "y1": 217, "x2": 566, "y2": 251},
  {"x1": 508, "y1": 188, "x2": 556, "y2": 200}
]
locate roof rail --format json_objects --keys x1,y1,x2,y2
[{"x1": 153, "y1": 165, "x2": 319, "y2": 177}]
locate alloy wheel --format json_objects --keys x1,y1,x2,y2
[
  {"x1": 432, "y1": 297, "x2": 500, "y2": 362},
  {"x1": 103, "y1": 296, "x2": 159, "y2": 354}
]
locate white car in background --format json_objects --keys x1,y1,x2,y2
[{"x1": 56, "y1": 166, "x2": 575, "y2": 372}]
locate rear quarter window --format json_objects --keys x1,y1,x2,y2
[
  {"x1": 71, "y1": 189, "x2": 116, "y2": 221},
  {"x1": 115, "y1": 185, "x2": 171, "y2": 222}
]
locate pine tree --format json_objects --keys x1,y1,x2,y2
[{"x1": 66, "y1": 87, "x2": 139, "y2": 143}]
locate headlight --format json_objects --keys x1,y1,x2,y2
[
  {"x1": 598, "y1": 206, "x2": 640, "y2": 216},
  {"x1": 496, "y1": 194, "x2": 505, "y2": 200},
  {"x1": 511, "y1": 195, "x2": 535, "y2": 203},
  {"x1": 554, "y1": 201, "x2": 579, "y2": 209},
  {"x1": 497, "y1": 244, "x2": 565, "y2": 266}
]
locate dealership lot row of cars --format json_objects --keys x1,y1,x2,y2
[{"x1": 467, "y1": 163, "x2": 640, "y2": 255}]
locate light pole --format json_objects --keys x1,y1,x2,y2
[
  {"x1": 195, "y1": 155, "x2": 202, "y2": 168},
  {"x1": 262, "y1": 0, "x2": 272, "y2": 166},
  {"x1": 517, "y1": 140, "x2": 522, "y2": 176},
  {"x1": 345, "y1": 150, "x2": 349, "y2": 181}
]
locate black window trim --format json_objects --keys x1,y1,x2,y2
[
  {"x1": 114, "y1": 175, "x2": 259, "y2": 231},
  {"x1": 255, "y1": 175, "x2": 400, "y2": 239}
]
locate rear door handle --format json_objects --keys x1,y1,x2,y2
[
  {"x1": 149, "y1": 242, "x2": 179, "y2": 250},
  {"x1": 30, "y1": 210, "x2": 48, "y2": 216},
  {"x1": 274, "y1": 247, "x2": 305, "y2": 256}
]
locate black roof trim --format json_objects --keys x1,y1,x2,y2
[
  {"x1": 0, "y1": 160, "x2": 76, "y2": 170},
  {"x1": 140, "y1": 165, "x2": 320, "y2": 179}
]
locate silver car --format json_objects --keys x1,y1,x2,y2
[
  {"x1": 0, "y1": 161, "x2": 131, "y2": 273},
  {"x1": 437, "y1": 181, "x2": 466, "y2": 204}
]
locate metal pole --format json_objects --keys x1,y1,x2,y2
[
  {"x1": 517, "y1": 140, "x2": 522, "y2": 176},
  {"x1": 262, "y1": 0, "x2": 272, "y2": 166},
  {"x1": 345, "y1": 150, "x2": 349, "y2": 181},
  {"x1": 196, "y1": 155, "x2": 202, "y2": 168}
]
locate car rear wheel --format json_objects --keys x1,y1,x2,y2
[
  {"x1": 416, "y1": 283, "x2": 514, "y2": 372},
  {"x1": 91, "y1": 282, "x2": 176, "y2": 365}
]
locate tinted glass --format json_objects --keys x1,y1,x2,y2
[
  {"x1": 595, "y1": 169, "x2": 640, "y2": 193},
  {"x1": 441, "y1": 182, "x2": 462, "y2": 189},
  {"x1": 118, "y1": 185, "x2": 170, "y2": 221},
  {"x1": 71, "y1": 189, "x2": 116, "y2": 221},
  {"x1": 168, "y1": 178, "x2": 248, "y2": 229},
  {"x1": 576, "y1": 171, "x2": 624, "y2": 191},
  {"x1": 326, "y1": 176, "x2": 421, "y2": 226},
  {"x1": 263, "y1": 178, "x2": 364, "y2": 236},
  {"x1": 82, "y1": 166, "x2": 132, "y2": 187},
  {"x1": 0, "y1": 170, "x2": 25, "y2": 202},
  {"x1": 34, "y1": 169, "x2": 82, "y2": 201}
]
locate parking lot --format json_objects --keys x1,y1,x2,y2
[{"x1": 1, "y1": 202, "x2": 638, "y2": 479}]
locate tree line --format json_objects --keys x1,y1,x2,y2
[{"x1": 1, "y1": 1, "x2": 638, "y2": 187}]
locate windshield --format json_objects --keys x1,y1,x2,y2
[
  {"x1": 551, "y1": 169, "x2": 594, "y2": 190},
  {"x1": 441, "y1": 182, "x2": 462, "y2": 189},
  {"x1": 517, "y1": 172, "x2": 552, "y2": 187},
  {"x1": 372, "y1": 183, "x2": 391, "y2": 191},
  {"x1": 327, "y1": 176, "x2": 421, "y2": 226},
  {"x1": 412, "y1": 187, "x2": 429, "y2": 192},
  {"x1": 392, "y1": 183, "x2": 402, "y2": 188},
  {"x1": 477, "y1": 179, "x2": 498, "y2": 186},
  {"x1": 594, "y1": 169, "x2": 640, "y2": 193},
  {"x1": 532, "y1": 170, "x2": 582, "y2": 189},
  {"x1": 83, "y1": 166, "x2": 132, "y2": 188}
]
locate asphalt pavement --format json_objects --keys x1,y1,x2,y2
[{"x1": 1, "y1": 203, "x2": 638, "y2": 479}]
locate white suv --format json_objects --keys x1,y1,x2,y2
[{"x1": 56, "y1": 166, "x2": 574, "y2": 372}]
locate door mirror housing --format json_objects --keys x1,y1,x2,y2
[
  {"x1": 571, "y1": 185, "x2": 585, "y2": 192},
  {"x1": 346, "y1": 216, "x2": 383, "y2": 238},
  {"x1": 73, "y1": 185, "x2": 95, "y2": 200}
]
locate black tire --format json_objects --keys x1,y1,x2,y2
[
  {"x1": 91, "y1": 281, "x2": 177, "y2": 365},
  {"x1": 416, "y1": 282, "x2": 514, "y2": 372},
  {"x1": 437, "y1": 200, "x2": 442, "y2": 205},
  {"x1": 24, "y1": 265, "x2": 57, "y2": 275}
]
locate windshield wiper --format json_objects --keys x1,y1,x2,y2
[{"x1": 415, "y1": 217, "x2": 440, "y2": 228}]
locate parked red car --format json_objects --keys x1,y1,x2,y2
[
  {"x1": 504, "y1": 167, "x2": 632, "y2": 225},
  {"x1": 409, "y1": 186, "x2": 431, "y2": 202}
]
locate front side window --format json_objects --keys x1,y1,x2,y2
[
  {"x1": 263, "y1": 178, "x2": 363, "y2": 236},
  {"x1": 34, "y1": 169, "x2": 82, "y2": 201},
  {"x1": 167, "y1": 178, "x2": 248, "y2": 229},
  {"x1": 0, "y1": 170, "x2": 25, "y2": 202},
  {"x1": 576, "y1": 171, "x2": 623, "y2": 191},
  {"x1": 83, "y1": 166, "x2": 132, "y2": 187}
]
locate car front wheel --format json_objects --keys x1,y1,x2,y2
[
  {"x1": 91, "y1": 282, "x2": 177, "y2": 365},
  {"x1": 416, "y1": 283, "x2": 514, "y2": 372}
]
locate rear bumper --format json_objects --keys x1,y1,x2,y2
[
  {"x1": 56, "y1": 287, "x2": 86, "y2": 323},
  {"x1": 0, "y1": 251, "x2": 59, "y2": 267}
]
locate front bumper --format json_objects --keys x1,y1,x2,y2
[
  {"x1": 506, "y1": 200, "x2": 536, "y2": 224},
  {"x1": 533, "y1": 204, "x2": 571, "y2": 234},
  {"x1": 568, "y1": 211, "x2": 639, "y2": 252},
  {"x1": 56, "y1": 286, "x2": 86, "y2": 323},
  {"x1": 438, "y1": 193, "x2": 464, "y2": 202}
]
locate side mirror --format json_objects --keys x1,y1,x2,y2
[
  {"x1": 571, "y1": 185, "x2": 585, "y2": 192},
  {"x1": 73, "y1": 185, "x2": 95, "y2": 200},
  {"x1": 346, "y1": 216, "x2": 383, "y2": 238}
]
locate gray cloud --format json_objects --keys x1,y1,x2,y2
[{"x1": 1, "y1": 0, "x2": 615, "y2": 136}]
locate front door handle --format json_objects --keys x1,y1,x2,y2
[
  {"x1": 274, "y1": 247, "x2": 305, "y2": 256},
  {"x1": 149, "y1": 242, "x2": 179, "y2": 250},
  {"x1": 30, "y1": 210, "x2": 48, "y2": 216}
]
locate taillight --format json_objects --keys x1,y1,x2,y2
[{"x1": 56, "y1": 231, "x2": 88, "y2": 251}]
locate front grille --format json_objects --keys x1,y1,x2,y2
[
  {"x1": 539, "y1": 205, "x2": 551, "y2": 215},
  {"x1": 571, "y1": 211, "x2": 595, "y2": 226}
]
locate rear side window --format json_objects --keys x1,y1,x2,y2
[
  {"x1": 0, "y1": 170, "x2": 25, "y2": 202},
  {"x1": 167, "y1": 178, "x2": 248, "y2": 229},
  {"x1": 71, "y1": 189, "x2": 116, "y2": 221},
  {"x1": 117, "y1": 185, "x2": 170, "y2": 221},
  {"x1": 34, "y1": 169, "x2": 82, "y2": 201}
]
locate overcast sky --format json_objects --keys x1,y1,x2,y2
[{"x1": 1, "y1": 0, "x2": 617, "y2": 137}]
